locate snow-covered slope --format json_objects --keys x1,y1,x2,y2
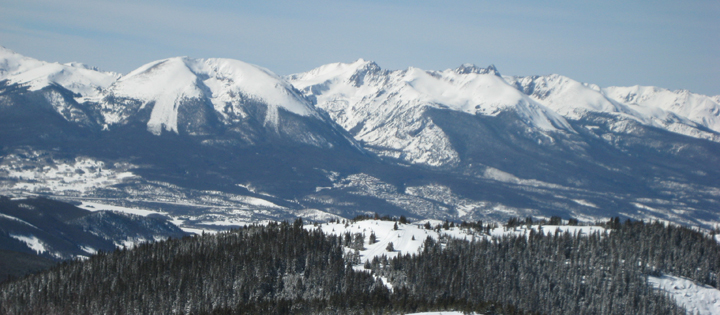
[
  {"x1": 308, "y1": 219, "x2": 607, "y2": 263},
  {"x1": 648, "y1": 275, "x2": 720, "y2": 315},
  {"x1": 289, "y1": 60, "x2": 572, "y2": 167},
  {"x1": 101, "y1": 57, "x2": 317, "y2": 135},
  {"x1": 604, "y1": 85, "x2": 720, "y2": 133},
  {"x1": 506, "y1": 74, "x2": 720, "y2": 142},
  {"x1": 0, "y1": 46, "x2": 118, "y2": 100}
]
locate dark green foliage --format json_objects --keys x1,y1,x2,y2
[
  {"x1": 548, "y1": 216, "x2": 562, "y2": 225},
  {"x1": 399, "y1": 215, "x2": 408, "y2": 224},
  {"x1": 0, "y1": 221, "x2": 374, "y2": 314}
]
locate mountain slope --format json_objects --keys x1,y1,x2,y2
[
  {"x1": 0, "y1": 197, "x2": 187, "y2": 260},
  {"x1": 99, "y1": 57, "x2": 320, "y2": 139},
  {"x1": 289, "y1": 60, "x2": 572, "y2": 167},
  {"x1": 0, "y1": 46, "x2": 118, "y2": 100},
  {"x1": 0, "y1": 47, "x2": 719, "y2": 232},
  {"x1": 505, "y1": 74, "x2": 720, "y2": 142}
]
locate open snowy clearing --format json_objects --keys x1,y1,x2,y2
[
  {"x1": 649, "y1": 275, "x2": 720, "y2": 315},
  {"x1": 308, "y1": 219, "x2": 609, "y2": 264}
]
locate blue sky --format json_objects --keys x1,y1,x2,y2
[{"x1": 1, "y1": 0, "x2": 718, "y2": 95}]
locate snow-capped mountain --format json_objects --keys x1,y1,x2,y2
[
  {"x1": 99, "y1": 57, "x2": 320, "y2": 138},
  {"x1": 288, "y1": 60, "x2": 571, "y2": 167},
  {"x1": 0, "y1": 46, "x2": 354, "y2": 148},
  {"x1": 506, "y1": 74, "x2": 720, "y2": 142},
  {"x1": 1, "y1": 47, "x2": 719, "y2": 234},
  {"x1": 603, "y1": 85, "x2": 720, "y2": 133},
  {"x1": 0, "y1": 46, "x2": 119, "y2": 101},
  {"x1": 291, "y1": 60, "x2": 720, "y2": 169}
]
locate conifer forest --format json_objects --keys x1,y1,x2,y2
[{"x1": 1, "y1": 218, "x2": 718, "y2": 314}]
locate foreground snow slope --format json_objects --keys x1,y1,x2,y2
[{"x1": 649, "y1": 274, "x2": 720, "y2": 315}]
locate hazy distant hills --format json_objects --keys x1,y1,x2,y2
[{"x1": 1, "y1": 46, "x2": 719, "y2": 235}]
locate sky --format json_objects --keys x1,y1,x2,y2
[{"x1": 1, "y1": 0, "x2": 718, "y2": 95}]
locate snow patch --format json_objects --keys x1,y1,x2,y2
[
  {"x1": 572, "y1": 199, "x2": 598, "y2": 208},
  {"x1": 0, "y1": 213, "x2": 39, "y2": 229},
  {"x1": 78, "y1": 201, "x2": 164, "y2": 217},
  {"x1": 80, "y1": 245, "x2": 97, "y2": 255},
  {"x1": 10, "y1": 234, "x2": 46, "y2": 254},
  {"x1": 649, "y1": 274, "x2": 720, "y2": 315}
]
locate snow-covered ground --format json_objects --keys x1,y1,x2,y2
[
  {"x1": 78, "y1": 201, "x2": 165, "y2": 217},
  {"x1": 307, "y1": 219, "x2": 607, "y2": 264},
  {"x1": 289, "y1": 61, "x2": 569, "y2": 167},
  {"x1": 0, "y1": 154, "x2": 136, "y2": 195},
  {"x1": 9, "y1": 234, "x2": 46, "y2": 254},
  {"x1": 649, "y1": 275, "x2": 720, "y2": 315}
]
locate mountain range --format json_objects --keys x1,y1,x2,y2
[{"x1": 1, "y1": 46, "x2": 719, "y2": 235}]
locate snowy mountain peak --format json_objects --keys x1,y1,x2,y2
[
  {"x1": 286, "y1": 58, "x2": 382, "y2": 90},
  {"x1": 602, "y1": 85, "x2": 720, "y2": 134},
  {"x1": 454, "y1": 63, "x2": 499, "y2": 76},
  {"x1": 505, "y1": 74, "x2": 720, "y2": 142},
  {"x1": 0, "y1": 46, "x2": 118, "y2": 99},
  {"x1": 289, "y1": 61, "x2": 572, "y2": 167},
  {"x1": 104, "y1": 56, "x2": 317, "y2": 135}
]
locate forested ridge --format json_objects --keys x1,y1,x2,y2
[
  {"x1": 372, "y1": 220, "x2": 720, "y2": 314},
  {"x1": 0, "y1": 219, "x2": 718, "y2": 314}
]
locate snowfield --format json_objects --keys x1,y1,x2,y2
[
  {"x1": 9, "y1": 234, "x2": 47, "y2": 254},
  {"x1": 308, "y1": 219, "x2": 607, "y2": 263},
  {"x1": 649, "y1": 275, "x2": 720, "y2": 315}
]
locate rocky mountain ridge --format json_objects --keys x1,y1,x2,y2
[{"x1": 1, "y1": 46, "x2": 719, "y2": 233}]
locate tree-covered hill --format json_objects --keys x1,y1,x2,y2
[{"x1": 0, "y1": 219, "x2": 718, "y2": 314}]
